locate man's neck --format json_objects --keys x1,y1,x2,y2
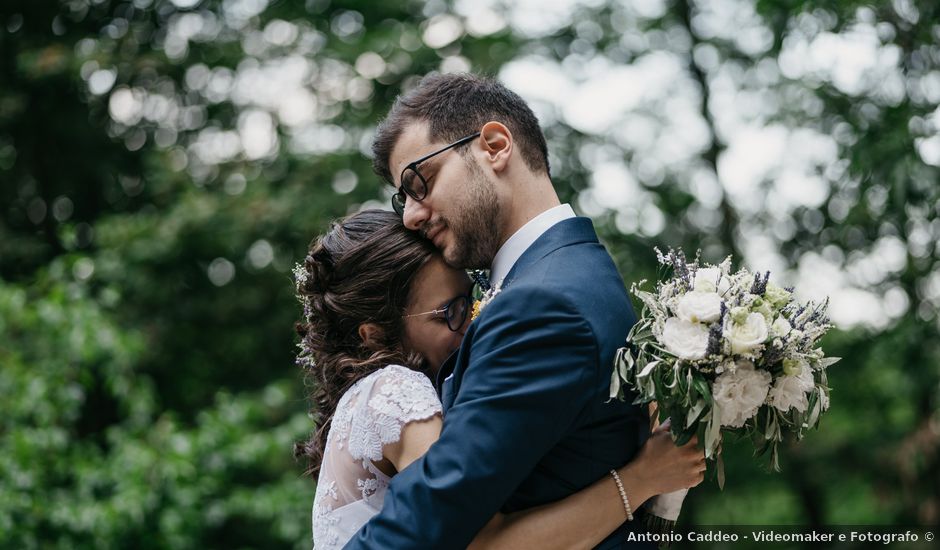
[
  {"x1": 488, "y1": 203, "x2": 576, "y2": 284},
  {"x1": 497, "y1": 177, "x2": 561, "y2": 250}
]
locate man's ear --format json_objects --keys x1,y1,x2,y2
[
  {"x1": 479, "y1": 121, "x2": 512, "y2": 174},
  {"x1": 358, "y1": 323, "x2": 385, "y2": 351}
]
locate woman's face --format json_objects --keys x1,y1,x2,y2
[{"x1": 402, "y1": 256, "x2": 473, "y2": 374}]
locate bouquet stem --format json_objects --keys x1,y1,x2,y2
[
  {"x1": 644, "y1": 488, "x2": 687, "y2": 547},
  {"x1": 642, "y1": 514, "x2": 676, "y2": 546}
]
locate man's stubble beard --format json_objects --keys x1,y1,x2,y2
[{"x1": 441, "y1": 157, "x2": 502, "y2": 270}]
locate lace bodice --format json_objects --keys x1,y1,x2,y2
[{"x1": 312, "y1": 365, "x2": 442, "y2": 549}]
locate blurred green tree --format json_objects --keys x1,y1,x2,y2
[{"x1": 1, "y1": 0, "x2": 937, "y2": 547}]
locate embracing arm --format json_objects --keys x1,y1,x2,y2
[
  {"x1": 387, "y1": 413, "x2": 704, "y2": 550},
  {"x1": 346, "y1": 288, "x2": 599, "y2": 548},
  {"x1": 469, "y1": 466, "x2": 645, "y2": 550}
]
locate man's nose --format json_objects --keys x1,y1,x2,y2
[{"x1": 402, "y1": 197, "x2": 430, "y2": 231}]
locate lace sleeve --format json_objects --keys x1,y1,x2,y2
[{"x1": 346, "y1": 365, "x2": 442, "y2": 462}]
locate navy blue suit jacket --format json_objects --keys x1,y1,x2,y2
[{"x1": 346, "y1": 217, "x2": 653, "y2": 549}]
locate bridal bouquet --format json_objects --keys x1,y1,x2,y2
[{"x1": 609, "y1": 249, "x2": 837, "y2": 530}]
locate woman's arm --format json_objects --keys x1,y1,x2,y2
[
  {"x1": 382, "y1": 414, "x2": 442, "y2": 471},
  {"x1": 385, "y1": 417, "x2": 704, "y2": 550},
  {"x1": 468, "y1": 420, "x2": 703, "y2": 550},
  {"x1": 467, "y1": 463, "x2": 645, "y2": 550}
]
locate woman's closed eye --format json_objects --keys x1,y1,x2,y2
[{"x1": 431, "y1": 304, "x2": 450, "y2": 320}]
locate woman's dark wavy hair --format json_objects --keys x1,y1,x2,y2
[{"x1": 293, "y1": 209, "x2": 436, "y2": 477}]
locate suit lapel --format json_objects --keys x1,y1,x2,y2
[
  {"x1": 438, "y1": 217, "x2": 601, "y2": 413},
  {"x1": 436, "y1": 348, "x2": 458, "y2": 397}
]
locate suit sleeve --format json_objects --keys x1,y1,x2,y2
[{"x1": 345, "y1": 285, "x2": 600, "y2": 549}]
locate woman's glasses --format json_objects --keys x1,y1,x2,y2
[{"x1": 402, "y1": 294, "x2": 471, "y2": 332}]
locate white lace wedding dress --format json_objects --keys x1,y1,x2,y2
[{"x1": 312, "y1": 364, "x2": 442, "y2": 549}]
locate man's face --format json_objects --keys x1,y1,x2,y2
[{"x1": 389, "y1": 121, "x2": 502, "y2": 269}]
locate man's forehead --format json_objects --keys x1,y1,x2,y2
[{"x1": 388, "y1": 120, "x2": 433, "y2": 182}]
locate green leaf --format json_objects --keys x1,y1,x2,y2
[
  {"x1": 692, "y1": 376, "x2": 711, "y2": 400},
  {"x1": 686, "y1": 398, "x2": 707, "y2": 429},
  {"x1": 704, "y1": 408, "x2": 722, "y2": 459},
  {"x1": 716, "y1": 452, "x2": 726, "y2": 490},
  {"x1": 608, "y1": 365, "x2": 622, "y2": 402},
  {"x1": 674, "y1": 426, "x2": 695, "y2": 447},
  {"x1": 807, "y1": 389, "x2": 822, "y2": 429}
]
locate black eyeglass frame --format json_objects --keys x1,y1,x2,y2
[
  {"x1": 402, "y1": 294, "x2": 472, "y2": 332},
  {"x1": 391, "y1": 132, "x2": 481, "y2": 216}
]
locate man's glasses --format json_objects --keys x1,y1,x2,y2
[
  {"x1": 392, "y1": 132, "x2": 481, "y2": 216},
  {"x1": 402, "y1": 294, "x2": 471, "y2": 332}
]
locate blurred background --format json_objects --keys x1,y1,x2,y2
[{"x1": 1, "y1": 0, "x2": 938, "y2": 547}]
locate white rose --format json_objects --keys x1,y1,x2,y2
[
  {"x1": 659, "y1": 317, "x2": 710, "y2": 361},
  {"x1": 694, "y1": 267, "x2": 722, "y2": 293},
  {"x1": 770, "y1": 316, "x2": 792, "y2": 338},
  {"x1": 726, "y1": 312, "x2": 769, "y2": 355},
  {"x1": 768, "y1": 362, "x2": 815, "y2": 412},
  {"x1": 712, "y1": 361, "x2": 772, "y2": 428},
  {"x1": 677, "y1": 291, "x2": 723, "y2": 324}
]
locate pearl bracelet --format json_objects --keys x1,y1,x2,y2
[{"x1": 609, "y1": 469, "x2": 634, "y2": 521}]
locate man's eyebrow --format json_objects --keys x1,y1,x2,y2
[{"x1": 412, "y1": 155, "x2": 441, "y2": 170}]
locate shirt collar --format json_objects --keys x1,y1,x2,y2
[{"x1": 490, "y1": 204, "x2": 576, "y2": 286}]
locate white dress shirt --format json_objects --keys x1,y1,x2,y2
[{"x1": 489, "y1": 204, "x2": 576, "y2": 287}]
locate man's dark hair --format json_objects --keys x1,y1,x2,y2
[{"x1": 372, "y1": 73, "x2": 550, "y2": 184}]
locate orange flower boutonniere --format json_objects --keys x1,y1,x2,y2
[{"x1": 470, "y1": 283, "x2": 501, "y2": 321}]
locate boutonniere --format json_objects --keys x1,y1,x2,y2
[{"x1": 471, "y1": 282, "x2": 502, "y2": 321}]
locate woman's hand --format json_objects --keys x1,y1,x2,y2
[{"x1": 619, "y1": 419, "x2": 705, "y2": 506}]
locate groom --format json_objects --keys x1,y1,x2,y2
[{"x1": 347, "y1": 73, "x2": 652, "y2": 549}]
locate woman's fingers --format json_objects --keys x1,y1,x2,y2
[
  {"x1": 688, "y1": 449, "x2": 707, "y2": 470},
  {"x1": 642, "y1": 425, "x2": 714, "y2": 493}
]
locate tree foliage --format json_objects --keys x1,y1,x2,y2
[{"x1": 1, "y1": 0, "x2": 938, "y2": 546}]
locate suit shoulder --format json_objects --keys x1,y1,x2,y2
[
  {"x1": 501, "y1": 243, "x2": 634, "y2": 336},
  {"x1": 529, "y1": 244, "x2": 628, "y2": 300}
]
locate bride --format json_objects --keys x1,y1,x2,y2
[{"x1": 294, "y1": 210, "x2": 704, "y2": 549}]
